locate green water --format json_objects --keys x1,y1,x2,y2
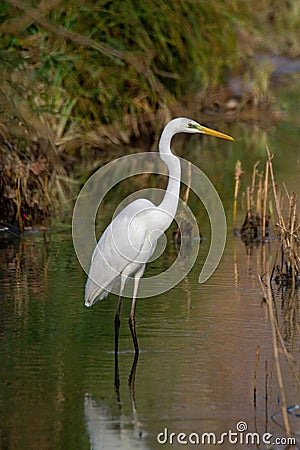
[{"x1": 1, "y1": 81, "x2": 300, "y2": 450}]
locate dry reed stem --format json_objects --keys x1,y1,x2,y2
[
  {"x1": 273, "y1": 189, "x2": 299, "y2": 288},
  {"x1": 251, "y1": 161, "x2": 260, "y2": 211},
  {"x1": 233, "y1": 160, "x2": 242, "y2": 230},
  {"x1": 262, "y1": 159, "x2": 269, "y2": 239},
  {"x1": 238, "y1": 157, "x2": 272, "y2": 243},
  {"x1": 296, "y1": 321, "x2": 300, "y2": 339},
  {"x1": 282, "y1": 182, "x2": 291, "y2": 202},
  {"x1": 289, "y1": 194, "x2": 297, "y2": 290},
  {"x1": 266, "y1": 146, "x2": 285, "y2": 229},
  {"x1": 246, "y1": 186, "x2": 251, "y2": 215},
  {"x1": 265, "y1": 277, "x2": 291, "y2": 436},
  {"x1": 256, "y1": 177, "x2": 262, "y2": 218}
]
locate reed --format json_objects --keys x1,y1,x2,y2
[
  {"x1": 266, "y1": 147, "x2": 300, "y2": 289},
  {"x1": 235, "y1": 148, "x2": 300, "y2": 288},
  {"x1": 233, "y1": 160, "x2": 243, "y2": 232},
  {"x1": 235, "y1": 158, "x2": 272, "y2": 245}
]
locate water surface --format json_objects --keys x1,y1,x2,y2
[{"x1": 1, "y1": 82, "x2": 300, "y2": 449}]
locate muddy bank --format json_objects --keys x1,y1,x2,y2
[{"x1": 1, "y1": 52, "x2": 300, "y2": 227}]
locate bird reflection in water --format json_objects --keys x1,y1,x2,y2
[{"x1": 85, "y1": 354, "x2": 144, "y2": 449}]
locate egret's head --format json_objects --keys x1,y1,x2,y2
[
  {"x1": 166, "y1": 117, "x2": 233, "y2": 141},
  {"x1": 159, "y1": 117, "x2": 234, "y2": 154},
  {"x1": 186, "y1": 119, "x2": 234, "y2": 141}
]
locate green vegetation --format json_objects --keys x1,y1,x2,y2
[{"x1": 1, "y1": 0, "x2": 300, "y2": 223}]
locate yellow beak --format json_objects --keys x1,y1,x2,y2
[{"x1": 199, "y1": 125, "x2": 234, "y2": 141}]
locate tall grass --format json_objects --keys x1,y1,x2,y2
[
  {"x1": 252, "y1": 0, "x2": 300, "y2": 57},
  {"x1": 0, "y1": 0, "x2": 299, "y2": 221},
  {"x1": 0, "y1": 0, "x2": 244, "y2": 127}
]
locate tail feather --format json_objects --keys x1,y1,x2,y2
[{"x1": 85, "y1": 276, "x2": 109, "y2": 307}]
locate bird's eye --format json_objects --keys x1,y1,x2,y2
[{"x1": 187, "y1": 123, "x2": 195, "y2": 128}]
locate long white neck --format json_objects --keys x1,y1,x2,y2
[{"x1": 155, "y1": 125, "x2": 181, "y2": 231}]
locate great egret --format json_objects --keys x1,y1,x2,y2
[{"x1": 85, "y1": 117, "x2": 233, "y2": 354}]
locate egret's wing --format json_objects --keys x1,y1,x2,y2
[{"x1": 85, "y1": 199, "x2": 155, "y2": 305}]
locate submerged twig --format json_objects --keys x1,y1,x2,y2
[{"x1": 253, "y1": 345, "x2": 260, "y2": 408}]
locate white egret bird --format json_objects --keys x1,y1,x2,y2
[{"x1": 85, "y1": 117, "x2": 233, "y2": 354}]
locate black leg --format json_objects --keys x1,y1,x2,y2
[
  {"x1": 128, "y1": 352, "x2": 139, "y2": 414},
  {"x1": 129, "y1": 313, "x2": 139, "y2": 354},
  {"x1": 114, "y1": 352, "x2": 120, "y2": 399},
  {"x1": 128, "y1": 273, "x2": 142, "y2": 354},
  {"x1": 114, "y1": 295, "x2": 122, "y2": 389},
  {"x1": 114, "y1": 310, "x2": 121, "y2": 355}
]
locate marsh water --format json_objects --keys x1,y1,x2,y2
[{"x1": 1, "y1": 81, "x2": 300, "y2": 450}]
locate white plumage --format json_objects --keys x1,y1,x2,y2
[
  {"x1": 85, "y1": 198, "x2": 158, "y2": 304},
  {"x1": 84, "y1": 117, "x2": 233, "y2": 353}
]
